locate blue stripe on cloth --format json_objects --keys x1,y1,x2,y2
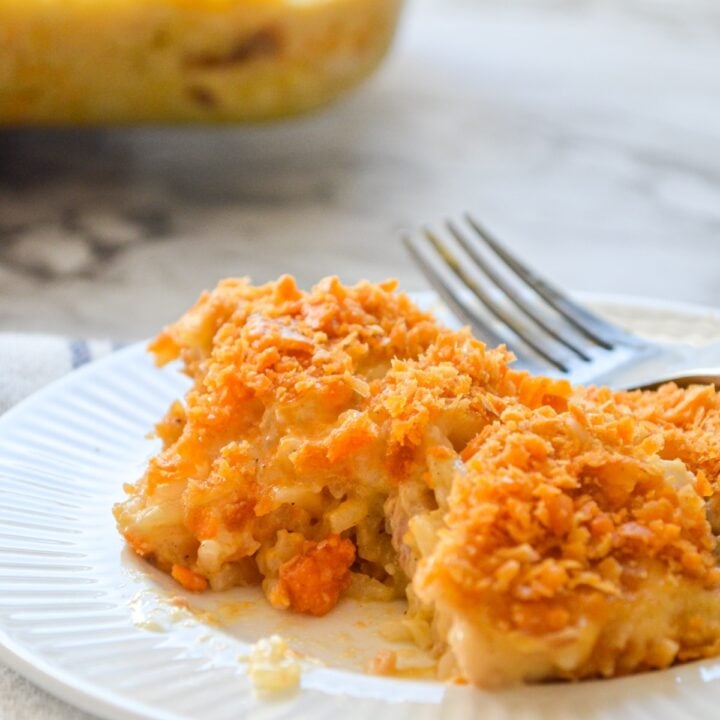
[{"x1": 69, "y1": 339, "x2": 91, "y2": 369}]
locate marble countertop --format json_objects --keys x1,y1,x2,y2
[
  {"x1": 2, "y1": 0, "x2": 720, "y2": 717},
  {"x1": 2, "y1": 0, "x2": 720, "y2": 344}
]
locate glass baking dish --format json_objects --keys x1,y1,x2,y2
[{"x1": 0, "y1": 0, "x2": 404, "y2": 124}]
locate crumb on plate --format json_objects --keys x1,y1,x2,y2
[{"x1": 247, "y1": 635, "x2": 301, "y2": 695}]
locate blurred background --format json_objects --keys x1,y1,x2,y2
[
  {"x1": 1, "y1": 0, "x2": 720, "y2": 341},
  {"x1": 1, "y1": 1, "x2": 720, "y2": 716}
]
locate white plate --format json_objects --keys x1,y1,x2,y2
[{"x1": 2, "y1": 294, "x2": 720, "y2": 720}]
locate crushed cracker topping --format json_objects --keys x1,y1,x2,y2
[{"x1": 115, "y1": 275, "x2": 720, "y2": 687}]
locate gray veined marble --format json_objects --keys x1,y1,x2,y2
[
  {"x1": 1, "y1": 0, "x2": 720, "y2": 342},
  {"x1": 0, "y1": 1, "x2": 720, "y2": 717}
]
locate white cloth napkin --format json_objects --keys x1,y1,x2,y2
[{"x1": 0, "y1": 333, "x2": 120, "y2": 416}]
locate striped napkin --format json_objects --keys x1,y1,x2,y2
[{"x1": 0, "y1": 333, "x2": 122, "y2": 416}]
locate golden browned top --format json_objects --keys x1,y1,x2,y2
[
  {"x1": 419, "y1": 391, "x2": 720, "y2": 636},
  {"x1": 146, "y1": 276, "x2": 519, "y2": 496},
  {"x1": 615, "y1": 382, "x2": 720, "y2": 483},
  {"x1": 151, "y1": 275, "x2": 439, "y2": 393}
]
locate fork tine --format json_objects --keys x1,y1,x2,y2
[
  {"x1": 405, "y1": 234, "x2": 551, "y2": 374},
  {"x1": 446, "y1": 219, "x2": 592, "y2": 361},
  {"x1": 464, "y1": 214, "x2": 642, "y2": 349},
  {"x1": 403, "y1": 233, "x2": 508, "y2": 351},
  {"x1": 421, "y1": 228, "x2": 576, "y2": 373}
]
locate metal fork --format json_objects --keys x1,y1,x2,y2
[{"x1": 403, "y1": 215, "x2": 719, "y2": 387}]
